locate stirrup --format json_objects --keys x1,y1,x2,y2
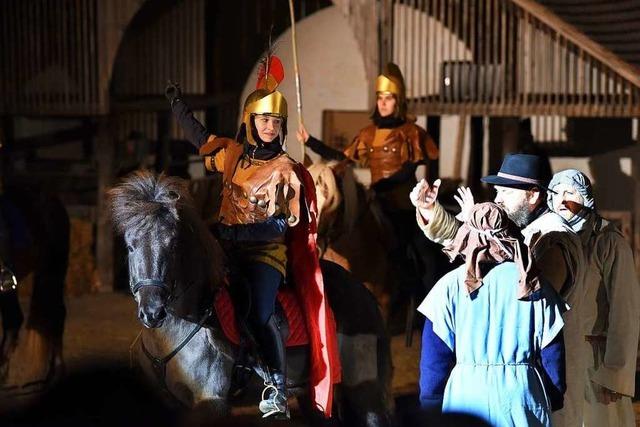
[{"x1": 259, "y1": 382, "x2": 289, "y2": 419}]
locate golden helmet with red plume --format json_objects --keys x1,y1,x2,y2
[{"x1": 242, "y1": 53, "x2": 288, "y2": 146}]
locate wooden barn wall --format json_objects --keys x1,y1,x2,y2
[
  {"x1": 110, "y1": 0, "x2": 205, "y2": 142},
  {"x1": 1, "y1": 0, "x2": 100, "y2": 115},
  {"x1": 0, "y1": 0, "x2": 147, "y2": 116},
  {"x1": 382, "y1": 0, "x2": 640, "y2": 117}
]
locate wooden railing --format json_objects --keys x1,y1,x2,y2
[{"x1": 381, "y1": 0, "x2": 640, "y2": 117}]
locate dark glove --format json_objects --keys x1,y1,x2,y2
[
  {"x1": 165, "y1": 82, "x2": 209, "y2": 148},
  {"x1": 165, "y1": 81, "x2": 182, "y2": 106}
]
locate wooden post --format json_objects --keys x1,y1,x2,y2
[
  {"x1": 453, "y1": 115, "x2": 467, "y2": 180},
  {"x1": 95, "y1": 118, "x2": 114, "y2": 292},
  {"x1": 488, "y1": 117, "x2": 520, "y2": 175},
  {"x1": 0, "y1": 116, "x2": 14, "y2": 190},
  {"x1": 426, "y1": 115, "x2": 441, "y2": 182},
  {"x1": 633, "y1": 147, "x2": 640, "y2": 274},
  {"x1": 156, "y1": 112, "x2": 171, "y2": 173},
  {"x1": 468, "y1": 116, "x2": 484, "y2": 195}
]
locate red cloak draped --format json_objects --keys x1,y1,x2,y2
[{"x1": 286, "y1": 163, "x2": 342, "y2": 417}]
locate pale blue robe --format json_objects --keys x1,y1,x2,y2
[{"x1": 418, "y1": 262, "x2": 567, "y2": 427}]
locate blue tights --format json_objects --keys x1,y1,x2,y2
[{"x1": 244, "y1": 262, "x2": 282, "y2": 328}]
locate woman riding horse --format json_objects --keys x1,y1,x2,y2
[
  {"x1": 164, "y1": 56, "x2": 340, "y2": 419},
  {"x1": 298, "y1": 63, "x2": 440, "y2": 326}
]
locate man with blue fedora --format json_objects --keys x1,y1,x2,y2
[{"x1": 410, "y1": 153, "x2": 587, "y2": 427}]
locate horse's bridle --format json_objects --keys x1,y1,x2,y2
[
  {"x1": 139, "y1": 307, "x2": 212, "y2": 394},
  {"x1": 131, "y1": 278, "x2": 172, "y2": 296},
  {"x1": 132, "y1": 275, "x2": 218, "y2": 398}
]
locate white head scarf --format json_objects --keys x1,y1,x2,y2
[{"x1": 547, "y1": 169, "x2": 595, "y2": 232}]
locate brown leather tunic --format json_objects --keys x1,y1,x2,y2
[
  {"x1": 200, "y1": 136, "x2": 303, "y2": 227},
  {"x1": 343, "y1": 122, "x2": 439, "y2": 184}
]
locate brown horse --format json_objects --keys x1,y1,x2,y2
[
  {"x1": 307, "y1": 162, "x2": 396, "y2": 320},
  {"x1": 308, "y1": 161, "x2": 447, "y2": 336}
]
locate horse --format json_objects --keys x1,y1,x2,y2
[
  {"x1": 109, "y1": 170, "x2": 393, "y2": 426},
  {"x1": 307, "y1": 162, "x2": 447, "y2": 338},
  {"x1": 0, "y1": 186, "x2": 70, "y2": 391},
  {"x1": 307, "y1": 162, "x2": 395, "y2": 320}
]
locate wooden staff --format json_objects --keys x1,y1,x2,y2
[{"x1": 288, "y1": 0, "x2": 305, "y2": 158}]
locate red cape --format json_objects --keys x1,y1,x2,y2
[{"x1": 286, "y1": 163, "x2": 341, "y2": 417}]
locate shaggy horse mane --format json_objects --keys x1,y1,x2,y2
[
  {"x1": 109, "y1": 170, "x2": 191, "y2": 237},
  {"x1": 109, "y1": 169, "x2": 226, "y2": 294}
]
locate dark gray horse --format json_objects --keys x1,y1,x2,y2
[{"x1": 109, "y1": 170, "x2": 393, "y2": 426}]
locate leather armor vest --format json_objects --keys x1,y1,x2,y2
[
  {"x1": 214, "y1": 142, "x2": 302, "y2": 227},
  {"x1": 344, "y1": 122, "x2": 438, "y2": 184}
]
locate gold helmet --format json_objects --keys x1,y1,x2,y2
[
  {"x1": 242, "y1": 54, "x2": 288, "y2": 146},
  {"x1": 242, "y1": 89, "x2": 288, "y2": 146},
  {"x1": 375, "y1": 62, "x2": 407, "y2": 118}
]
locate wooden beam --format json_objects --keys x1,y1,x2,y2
[
  {"x1": 509, "y1": 0, "x2": 640, "y2": 89},
  {"x1": 111, "y1": 93, "x2": 237, "y2": 113},
  {"x1": 95, "y1": 118, "x2": 114, "y2": 292},
  {"x1": 633, "y1": 145, "x2": 640, "y2": 274},
  {"x1": 12, "y1": 123, "x2": 97, "y2": 151},
  {"x1": 0, "y1": 116, "x2": 14, "y2": 187},
  {"x1": 426, "y1": 115, "x2": 440, "y2": 181},
  {"x1": 467, "y1": 116, "x2": 484, "y2": 195},
  {"x1": 488, "y1": 117, "x2": 519, "y2": 174},
  {"x1": 411, "y1": 99, "x2": 640, "y2": 117}
]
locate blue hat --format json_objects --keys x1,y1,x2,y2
[{"x1": 481, "y1": 153, "x2": 552, "y2": 191}]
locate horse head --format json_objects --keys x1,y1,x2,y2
[
  {"x1": 109, "y1": 170, "x2": 224, "y2": 329},
  {"x1": 308, "y1": 161, "x2": 360, "y2": 236},
  {"x1": 307, "y1": 161, "x2": 341, "y2": 226}
]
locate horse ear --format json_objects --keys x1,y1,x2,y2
[
  {"x1": 167, "y1": 190, "x2": 181, "y2": 201},
  {"x1": 330, "y1": 160, "x2": 350, "y2": 178}
]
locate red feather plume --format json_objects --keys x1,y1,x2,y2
[{"x1": 256, "y1": 55, "x2": 284, "y2": 91}]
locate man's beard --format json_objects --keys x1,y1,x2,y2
[{"x1": 500, "y1": 202, "x2": 534, "y2": 228}]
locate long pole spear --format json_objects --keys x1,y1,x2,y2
[{"x1": 287, "y1": 0, "x2": 305, "y2": 159}]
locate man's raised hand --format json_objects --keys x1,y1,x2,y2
[
  {"x1": 410, "y1": 179, "x2": 441, "y2": 222},
  {"x1": 453, "y1": 186, "x2": 475, "y2": 222}
]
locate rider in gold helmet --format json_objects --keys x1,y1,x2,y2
[
  {"x1": 165, "y1": 54, "x2": 340, "y2": 420},
  {"x1": 297, "y1": 63, "x2": 439, "y2": 325}
]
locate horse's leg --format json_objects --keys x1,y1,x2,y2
[
  {"x1": 183, "y1": 398, "x2": 231, "y2": 426},
  {"x1": 320, "y1": 260, "x2": 394, "y2": 427},
  {"x1": 10, "y1": 197, "x2": 69, "y2": 386},
  {"x1": 296, "y1": 391, "x2": 341, "y2": 427},
  {"x1": 337, "y1": 334, "x2": 394, "y2": 427},
  {"x1": 0, "y1": 289, "x2": 23, "y2": 376}
]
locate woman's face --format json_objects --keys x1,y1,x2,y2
[
  {"x1": 551, "y1": 183, "x2": 584, "y2": 221},
  {"x1": 253, "y1": 114, "x2": 282, "y2": 143},
  {"x1": 376, "y1": 92, "x2": 397, "y2": 117}
]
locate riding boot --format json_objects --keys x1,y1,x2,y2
[{"x1": 258, "y1": 314, "x2": 289, "y2": 419}]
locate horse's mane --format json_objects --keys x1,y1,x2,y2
[
  {"x1": 109, "y1": 170, "x2": 189, "y2": 237},
  {"x1": 308, "y1": 161, "x2": 360, "y2": 234},
  {"x1": 307, "y1": 162, "x2": 341, "y2": 217}
]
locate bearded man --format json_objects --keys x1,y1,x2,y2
[{"x1": 411, "y1": 153, "x2": 587, "y2": 427}]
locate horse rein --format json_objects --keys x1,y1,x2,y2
[
  {"x1": 131, "y1": 276, "x2": 221, "y2": 398},
  {"x1": 138, "y1": 307, "x2": 213, "y2": 394}
]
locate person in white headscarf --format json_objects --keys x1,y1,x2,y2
[{"x1": 548, "y1": 169, "x2": 640, "y2": 427}]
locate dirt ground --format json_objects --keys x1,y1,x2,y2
[{"x1": 4, "y1": 292, "x2": 638, "y2": 426}]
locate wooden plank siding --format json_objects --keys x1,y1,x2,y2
[
  {"x1": 0, "y1": 0, "x2": 101, "y2": 116},
  {"x1": 380, "y1": 0, "x2": 640, "y2": 117}
]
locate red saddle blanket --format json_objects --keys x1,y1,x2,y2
[{"x1": 213, "y1": 287, "x2": 309, "y2": 347}]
